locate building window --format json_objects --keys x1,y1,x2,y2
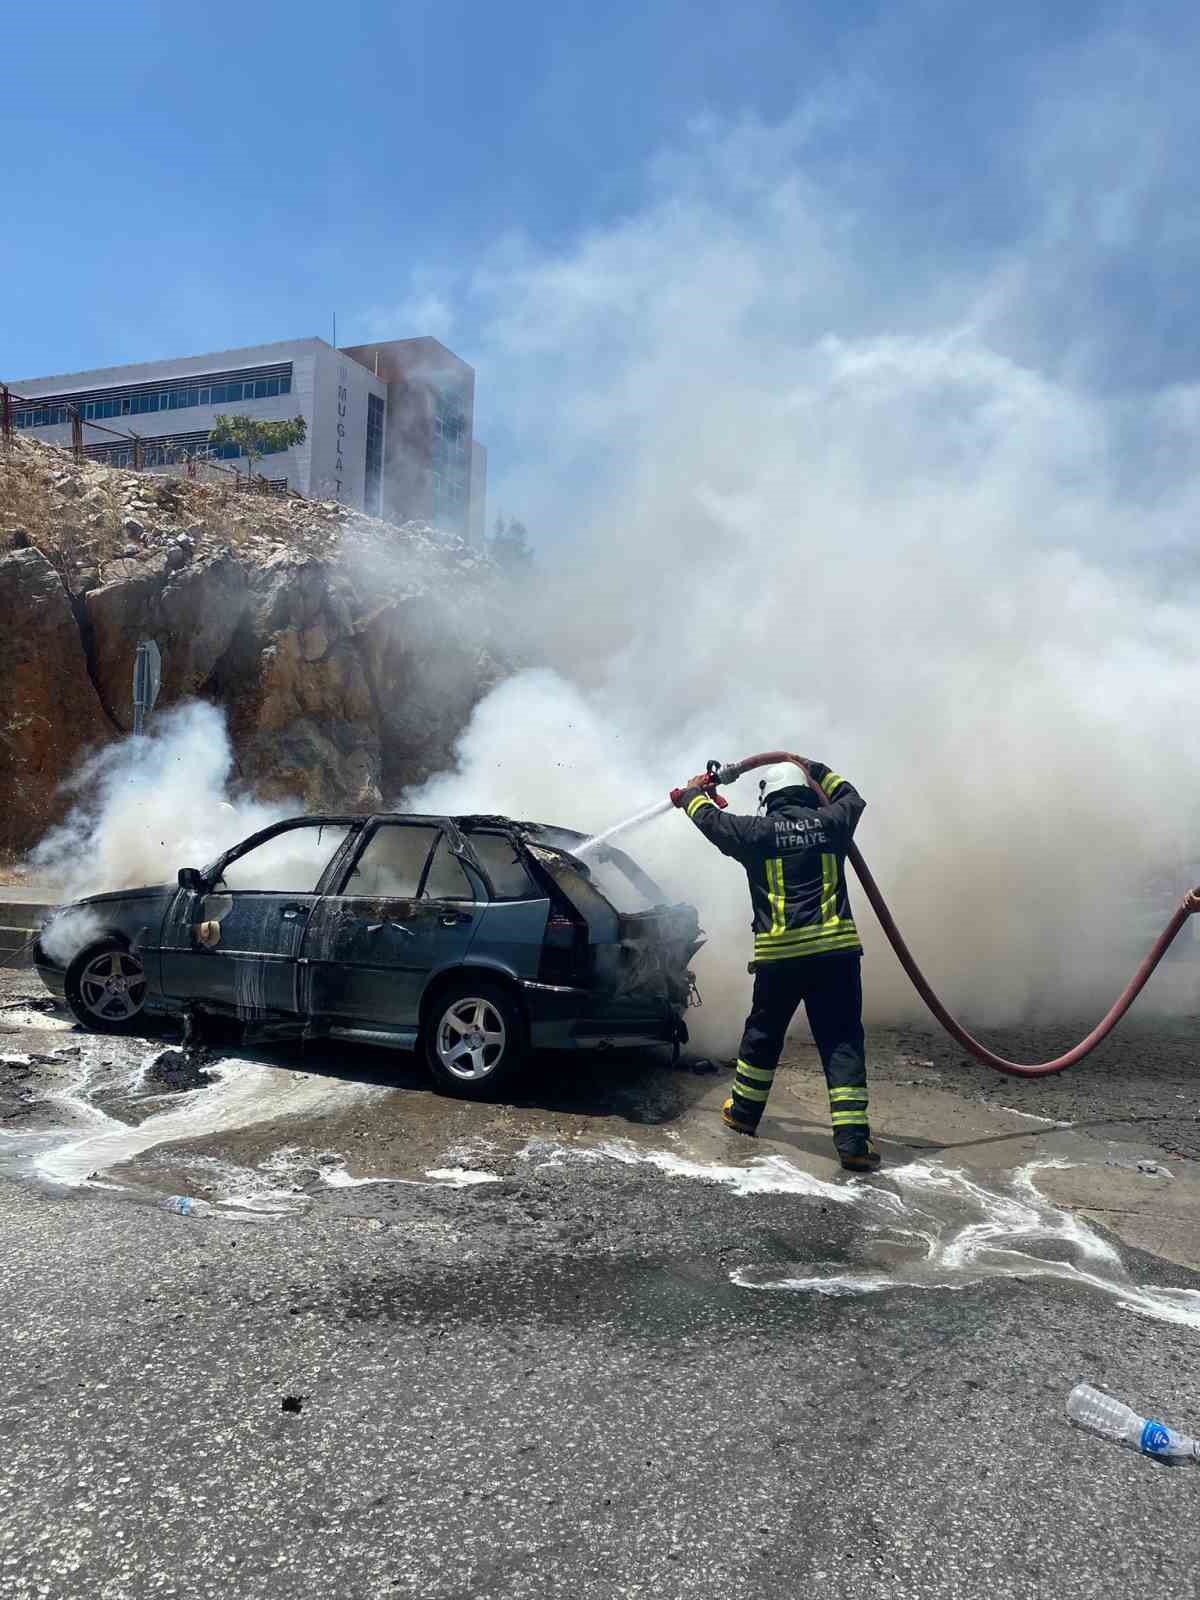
[
  {"x1": 85, "y1": 427, "x2": 292, "y2": 469},
  {"x1": 365, "y1": 393, "x2": 384, "y2": 514},
  {"x1": 14, "y1": 364, "x2": 292, "y2": 432}
]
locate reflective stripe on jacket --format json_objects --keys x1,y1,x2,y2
[{"x1": 680, "y1": 763, "x2": 865, "y2": 962}]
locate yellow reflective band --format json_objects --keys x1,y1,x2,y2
[
  {"x1": 754, "y1": 924, "x2": 860, "y2": 942},
  {"x1": 820, "y1": 771, "x2": 846, "y2": 797},
  {"x1": 765, "y1": 856, "x2": 787, "y2": 936},
  {"x1": 754, "y1": 938, "x2": 862, "y2": 954},
  {"x1": 828, "y1": 1086, "x2": 868, "y2": 1103},
  {"x1": 754, "y1": 939, "x2": 860, "y2": 956},
  {"x1": 754, "y1": 943, "x2": 860, "y2": 963},
  {"x1": 735, "y1": 1060, "x2": 776, "y2": 1083},
  {"x1": 820, "y1": 853, "x2": 839, "y2": 927},
  {"x1": 754, "y1": 924, "x2": 860, "y2": 950},
  {"x1": 732, "y1": 1081, "x2": 771, "y2": 1103},
  {"x1": 830, "y1": 1110, "x2": 870, "y2": 1126},
  {"x1": 687, "y1": 793, "x2": 716, "y2": 819}
]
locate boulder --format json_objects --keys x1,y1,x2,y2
[
  {"x1": 0, "y1": 548, "x2": 111, "y2": 855},
  {"x1": 4, "y1": 439, "x2": 508, "y2": 851},
  {"x1": 85, "y1": 552, "x2": 251, "y2": 725}
]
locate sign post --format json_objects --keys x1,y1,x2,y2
[{"x1": 132, "y1": 639, "x2": 162, "y2": 735}]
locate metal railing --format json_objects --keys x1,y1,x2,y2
[{"x1": 0, "y1": 382, "x2": 300, "y2": 497}]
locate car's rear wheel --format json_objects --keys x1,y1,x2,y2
[
  {"x1": 65, "y1": 941, "x2": 149, "y2": 1034},
  {"x1": 423, "y1": 980, "x2": 526, "y2": 1099}
]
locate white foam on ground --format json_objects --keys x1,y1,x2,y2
[
  {"x1": 738, "y1": 1158, "x2": 1200, "y2": 1332},
  {"x1": 996, "y1": 1106, "x2": 1059, "y2": 1125},
  {"x1": 148, "y1": 1151, "x2": 311, "y2": 1216},
  {"x1": 524, "y1": 1138, "x2": 1200, "y2": 1333},
  {"x1": 0, "y1": 1007, "x2": 74, "y2": 1031},
  {"x1": 320, "y1": 1161, "x2": 500, "y2": 1190},
  {"x1": 34, "y1": 1055, "x2": 388, "y2": 1188},
  {"x1": 426, "y1": 1167, "x2": 502, "y2": 1187},
  {"x1": 3, "y1": 1044, "x2": 501, "y2": 1213},
  {"x1": 521, "y1": 1134, "x2": 910, "y2": 1210}
]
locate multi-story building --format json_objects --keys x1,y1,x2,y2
[
  {"x1": 340, "y1": 338, "x2": 486, "y2": 539},
  {"x1": 7, "y1": 334, "x2": 487, "y2": 541}
]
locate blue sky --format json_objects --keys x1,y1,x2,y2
[{"x1": 4, "y1": 1, "x2": 1199, "y2": 519}]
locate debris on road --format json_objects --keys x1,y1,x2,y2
[
  {"x1": 1067, "y1": 1383, "x2": 1200, "y2": 1462},
  {"x1": 148, "y1": 1047, "x2": 216, "y2": 1092}
]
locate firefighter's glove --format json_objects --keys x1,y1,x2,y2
[{"x1": 671, "y1": 774, "x2": 712, "y2": 808}]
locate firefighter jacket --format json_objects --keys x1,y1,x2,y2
[{"x1": 680, "y1": 763, "x2": 865, "y2": 963}]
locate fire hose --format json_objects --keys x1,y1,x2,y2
[{"x1": 689, "y1": 751, "x2": 1200, "y2": 1079}]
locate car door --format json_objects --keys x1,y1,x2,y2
[
  {"x1": 304, "y1": 821, "x2": 484, "y2": 1034},
  {"x1": 160, "y1": 820, "x2": 352, "y2": 1020}
]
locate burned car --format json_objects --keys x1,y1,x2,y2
[{"x1": 34, "y1": 813, "x2": 704, "y2": 1096}]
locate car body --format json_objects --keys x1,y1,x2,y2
[{"x1": 34, "y1": 812, "x2": 704, "y2": 1094}]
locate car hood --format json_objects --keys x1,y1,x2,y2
[{"x1": 74, "y1": 885, "x2": 175, "y2": 908}]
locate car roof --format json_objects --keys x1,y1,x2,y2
[{"x1": 257, "y1": 812, "x2": 582, "y2": 839}]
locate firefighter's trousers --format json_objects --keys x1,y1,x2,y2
[{"x1": 729, "y1": 952, "x2": 869, "y2": 1148}]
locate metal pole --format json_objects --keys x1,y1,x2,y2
[
  {"x1": 71, "y1": 407, "x2": 83, "y2": 462},
  {"x1": 131, "y1": 638, "x2": 160, "y2": 736},
  {"x1": 1, "y1": 387, "x2": 11, "y2": 444}
]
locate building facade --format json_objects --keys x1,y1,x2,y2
[
  {"x1": 340, "y1": 338, "x2": 487, "y2": 539},
  {"x1": 8, "y1": 335, "x2": 486, "y2": 540}
]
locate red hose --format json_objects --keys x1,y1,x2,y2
[{"x1": 721, "y1": 751, "x2": 1200, "y2": 1078}]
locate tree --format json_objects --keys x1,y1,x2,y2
[
  {"x1": 207, "y1": 414, "x2": 307, "y2": 484},
  {"x1": 488, "y1": 514, "x2": 533, "y2": 573}
]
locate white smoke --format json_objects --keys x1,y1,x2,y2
[
  {"x1": 30, "y1": 701, "x2": 290, "y2": 903},
  {"x1": 37, "y1": 907, "x2": 106, "y2": 967},
  {"x1": 405, "y1": 103, "x2": 1200, "y2": 1047},
  {"x1": 30, "y1": 72, "x2": 1200, "y2": 1054}
]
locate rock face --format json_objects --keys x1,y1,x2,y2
[
  {"x1": 0, "y1": 439, "x2": 509, "y2": 855},
  {"x1": 0, "y1": 548, "x2": 111, "y2": 856}
]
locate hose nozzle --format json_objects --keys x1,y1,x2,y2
[{"x1": 708, "y1": 758, "x2": 743, "y2": 786}]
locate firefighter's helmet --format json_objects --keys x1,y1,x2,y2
[{"x1": 755, "y1": 761, "x2": 809, "y2": 809}]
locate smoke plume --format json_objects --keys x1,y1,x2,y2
[
  {"x1": 406, "y1": 101, "x2": 1200, "y2": 1049},
  {"x1": 31, "y1": 56, "x2": 1200, "y2": 1054},
  {"x1": 32, "y1": 701, "x2": 289, "y2": 904}
]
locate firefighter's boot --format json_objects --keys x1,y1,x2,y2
[
  {"x1": 838, "y1": 1137, "x2": 882, "y2": 1173},
  {"x1": 721, "y1": 1097, "x2": 759, "y2": 1137}
]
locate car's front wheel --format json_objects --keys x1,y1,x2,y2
[
  {"x1": 423, "y1": 980, "x2": 526, "y2": 1099},
  {"x1": 65, "y1": 940, "x2": 149, "y2": 1034}
]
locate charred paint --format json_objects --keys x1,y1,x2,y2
[{"x1": 35, "y1": 809, "x2": 703, "y2": 1055}]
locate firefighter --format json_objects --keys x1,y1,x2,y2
[{"x1": 673, "y1": 759, "x2": 880, "y2": 1172}]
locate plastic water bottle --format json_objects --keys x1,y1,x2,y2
[
  {"x1": 1067, "y1": 1383, "x2": 1199, "y2": 1462},
  {"x1": 159, "y1": 1194, "x2": 212, "y2": 1218}
]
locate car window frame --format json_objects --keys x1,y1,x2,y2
[
  {"x1": 420, "y1": 833, "x2": 482, "y2": 903},
  {"x1": 204, "y1": 817, "x2": 363, "y2": 897},
  {"x1": 330, "y1": 818, "x2": 487, "y2": 903},
  {"x1": 333, "y1": 819, "x2": 445, "y2": 901},
  {"x1": 460, "y1": 829, "x2": 542, "y2": 903}
]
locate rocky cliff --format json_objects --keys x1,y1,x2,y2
[{"x1": 0, "y1": 438, "x2": 508, "y2": 856}]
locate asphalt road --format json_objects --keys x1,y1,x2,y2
[{"x1": 3, "y1": 966, "x2": 1199, "y2": 1599}]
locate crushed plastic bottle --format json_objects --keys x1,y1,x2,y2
[
  {"x1": 1067, "y1": 1383, "x2": 1199, "y2": 1462},
  {"x1": 159, "y1": 1194, "x2": 213, "y2": 1218}
]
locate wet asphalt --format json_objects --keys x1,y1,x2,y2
[
  {"x1": 2, "y1": 968, "x2": 1200, "y2": 1598},
  {"x1": 4, "y1": 1151, "x2": 1200, "y2": 1600}
]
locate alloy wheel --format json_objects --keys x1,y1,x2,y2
[
  {"x1": 435, "y1": 996, "x2": 507, "y2": 1081},
  {"x1": 78, "y1": 949, "x2": 147, "y2": 1024}
]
